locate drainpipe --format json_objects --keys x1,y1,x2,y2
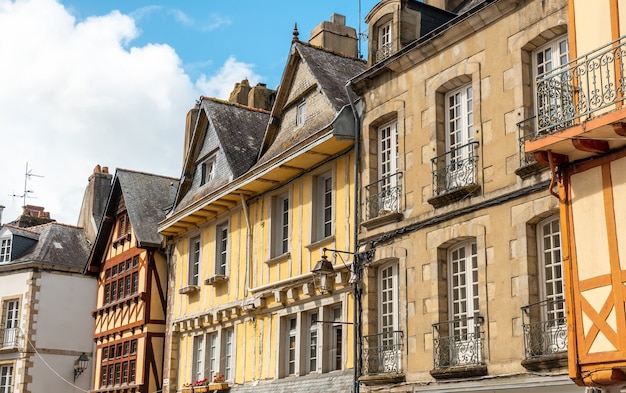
[
  {"x1": 240, "y1": 193, "x2": 253, "y2": 295},
  {"x1": 345, "y1": 80, "x2": 361, "y2": 393}
]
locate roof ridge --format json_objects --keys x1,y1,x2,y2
[
  {"x1": 200, "y1": 97, "x2": 271, "y2": 114},
  {"x1": 294, "y1": 40, "x2": 366, "y2": 64},
  {"x1": 116, "y1": 168, "x2": 179, "y2": 181},
  {"x1": 4, "y1": 224, "x2": 41, "y2": 233}
]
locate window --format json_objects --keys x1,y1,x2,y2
[
  {"x1": 329, "y1": 306, "x2": 343, "y2": 371},
  {"x1": 286, "y1": 317, "x2": 297, "y2": 375},
  {"x1": 0, "y1": 365, "x2": 12, "y2": 393},
  {"x1": 377, "y1": 20, "x2": 392, "y2": 61},
  {"x1": 207, "y1": 332, "x2": 218, "y2": 380},
  {"x1": 272, "y1": 194, "x2": 289, "y2": 257},
  {"x1": 0, "y1": 238, "x2": 11, "y2": 263},
  {"x1": 376, "y1": 122, "x2": 400, "y2": 212},
  {"x1": 533, "y1": 36, "x2": 570, "y2": 131},
  {"x1": 189, "y1": 236, "x2": 201, "y2": 286},
  {"x1": 538, "y1": 216, "x2": 565, "y2": 324},
  {"x1": 2, "y1": 300, "x2": 19, "y2": 348},
  {"x1": 379, "y1": 264, "x2": 398, "y2": 345},
  {"x1": 117, "y1": 212, "x2": 131, "y2": 239},
  {"x1": 222, "y1": 328, "x2": 234, "y2": 381},
  {"x1": 313, "y1": 173, "x2": 333, "y2": 241},
  {"x1": 215, "y1": 223, "x2": 228, "y2": 276},
  {"x1": 445, "y1": 84, "x2": 475, "y2": 190},
  {"x1": 102, "y1": 256, "x2": 141, "y2": 305},
  {"x1": 100, "y1": 338, "x2": 138, "y2": 387},
  {"x1": 307, "y1": 312, "x2": 319, "y2": 373},
  {"x1": 200, "y1": 156, "x2": 216, "y2": 186},
  {"x1": 192, "y1": 335, "x2": 205, "y2": 382},
  {"x1": 296, "y1": 100, "x2": 306, "y2": 126}
]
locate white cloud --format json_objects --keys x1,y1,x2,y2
[
  {"x1": 195, "y1": 56, "x2": 262, "y2": 100},
  {"x1": 0, "y1": 0, "x2": 200, "y2": 225}
]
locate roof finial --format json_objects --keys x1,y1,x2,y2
[{"x1": 292, "y1": 23, "x2": 299, "y2": 42}]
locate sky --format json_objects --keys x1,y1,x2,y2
[{"x1": 0, "y1": 0, "x2": 378, "y2": 225}]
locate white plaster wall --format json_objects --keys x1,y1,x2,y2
[
  {"x1": 0, "y1": 271, "x2": 30, "y2": 299},
  {"x1": 31, "y1": 353, "x2": 92, "y2": 393}
]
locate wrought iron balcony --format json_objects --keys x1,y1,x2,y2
[
  {"x1": 1, "y1": 328, "x2": 21, "y2": 349},
  {"x1": 521, "y1": 298, "x2": 567, "y2": 359},
  {"x1": 432, "y1": 315, "x2": 484, "y2": 369},
  {"x1": 361, "y1": 330, "x2": 404, "y2": 376},
  {"x1": 375, "y1": 42, "x2": 394, "y2": 62},
  {"x1": 430, "y1": 142, "x2": 479, "y2": 197},
  {"x1": 517, "y1": 116, "x2": 538, "y2": 168},
  {"x1": 364, "y1": 172, "x2": 402, "y2": 220},
  {"x1": 535, "y1": 35, "x2": 626, "y2": 135}
]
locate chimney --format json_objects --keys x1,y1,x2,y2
[
  {"x1": 77, "y1": 165, "x2": 113, "y2": 242},
  {"x1": 15, "y1": 205, "x2": 54, "y2": 228},
  {"x1": 183, "y1": 102, "x2": 201, "y2": 165},
  {"x1": 228, "y1": 79, "x2": 252, "y2": 106},
  {"x1": 248, "y1": 83, "x2": 276, "y2": 111},
  {"x1": 309, "y1": 13, "x2": 358, "y2": 58}
]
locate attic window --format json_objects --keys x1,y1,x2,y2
[
  {"x1": 296, "y1": 100, "x2": 306, "y2": 126},
  {"x1": 200, "y1": 156, "x2": 216, "y2": 186},
  {"x1": 0, "y1": 237, "x2": 11, "y2": 262}
]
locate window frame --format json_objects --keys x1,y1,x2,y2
[
  {"x1": 448, "y1": 241, "x2": 479, "y2": 332},
  {"x1": 0, "y1": 237, "x2": 11, "y2": 263},
  {"x1": 272, "y1": 193, "x2": 290, "y2": 257},
  {"x1": 102, "y1": 256, "x2": 140, "y2": 306},
  {"x1": 296, "y1": 100, "x2": 306, "y2": 126},
  {"x1": 192, "y1": 334, "x2": 205, "y2": 383},
  {"x1": 215, "y1": 222, "x2": 229, "y2": 276},
  {"x1": 200, "y1": 155, "x2": 216, "y2": 186},
  {"x1": 222, "y1": 328, "x2": 234, "y2": 381},
  {"x1": 328, "y1": 306, "x2": 343, "y2": 372},
  {"x1": 189, "y1": 236, "x2": 201, "y2": 286},
  {"x1": 0, "y1": 364, "x2": 13, "y2": 393},
  {"x1": 378, "y1": 263, "x2": 399, "y2": 344},
  {"x1": 286, "y1": 316, "x2": 298, "y2": 376},
  {"x1": 312, "y1": 172, "x2": 333, "y2": 242},
  {"x1": 537, "y1": 215, "x2": 565, "y2": 320},
  {"x1": 306, "y1": 311, "x2": 319, "y2": 373},
  {"x1": 99, "y1": 338, "x2": 138, "y2": 388}
]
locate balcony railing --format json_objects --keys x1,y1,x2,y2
[
  {"x1": 432, "y1": 315, "x2": 484, "y2": 369},
  {"x1": 517, "y1": 116, "x2": 537, "y2": 168},
  {"x1": 431, "y1": 142, "x2": 479, "y2": 197},
  {"x1": 521, "y1": 298, "x2": 567, "y2": 359},
  {"x1": 535, "y1": 35, "x2": 626, "y2": 135},
  {"x1": 375, "y1": 42, "x2": 395, "y2": 62},
  {"x1": 364, "y1": 172, "x2": 402, "y2": 220},
  {"x1": 1, "y1": 328, "x2": 21, "y2": 349},
  {"x1": 361, "y1": 330, "x2": 404, "y2": 376}
]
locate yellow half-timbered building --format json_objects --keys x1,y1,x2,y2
[{"x1": 160, "y1": 15, "x2": 365, "y2": 393}]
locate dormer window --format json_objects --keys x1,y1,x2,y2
[
  {"x1": 296, "y1": 100, "x2": 306, "y2": 126},
  {"x1": 200, "y1": 156, "x2": 216, "y2": 186},
  {"x1": 377, "y1": 20, "x2": 393, "y2": 62},
  {"x1": 0, "y1": 237, "x2": 11, "y2": 262}
]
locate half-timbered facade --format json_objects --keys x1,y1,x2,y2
[
  {"x1": 85, "y1": 169, "x2": 178, "y2": 393},
  {"x1": 525, "y1": 1, "x2": 626, "y2": 390},
  {"x1": 160, "y1": 15, "x2": 365, "y2": 393}
]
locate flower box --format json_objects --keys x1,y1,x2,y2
[
  {"x1": 195, "y1": 387, "x2": 209, "y2": 393},
  {"x1": 209, "y1": 383, "x2": 229, "y2": 390}
]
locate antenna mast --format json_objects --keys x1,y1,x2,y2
[{"x1": 10, "y1": 162, "x2": 44, "y2": 207}]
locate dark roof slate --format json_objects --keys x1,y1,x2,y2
[
  {"x1": 116, "y1": 169, "x2": 179, "y2": 247},
  {"x1": 7, "y1": 223, "x2": 90, "y2": 270}
]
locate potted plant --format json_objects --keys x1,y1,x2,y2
[
  {"x1": 181, "y1": 382, "x2": 194, "y2": 393},
  {"x1": 210, "y1": 373, "x2": 228, "y2": 390},
  {"x1": 194, "y1": 378, "x2": 210, "y2": 392}
]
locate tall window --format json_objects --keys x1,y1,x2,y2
[
  {"x1": 192, "y1": 335, "x2": 205, "y2": 382},
  {"x1": 189, "y1": 236, "x2": 201, "y2": 286},
  {"x1": 100, "y1": 338, "x2": 138, "y2": 388},
  {"x1": 449, "y1": 242, "x2": 479, "y2": 326},
  {"x1": 377, "y1": 20, "x2": 392, "y2": 61},
  {"x1": 0, "y1": 365, "x2": 12, "y2": 393},
  {"x1": 533, "y1": 36, "x2": 570, "y2": 130},
  {"x1": 2, "y1": 300, "x2": 19, "y2": 348},
  {"x1": 287, "y1": 317, "x2": 297, "y2": 375},
  {"x1": 307, "y1": 312, "x2": 319, "y2": 373},
  {"x1": 379, "y1": 264, "x2": 398, "y2": 346},
  {"x1": 313, "y1": 173, "x2": 333, "y2": 241},
  {"x1": 200, "y1": 156, "x2": 216, "y2": 186},
  {"x1": 445, "y1": 84, "x2": 474, "y2": 190},
  {"x1": 296, "y1": 101, "x2": 306, "y2": 126},
  {"x1": 0, "y1": 238, "x2": 11, "y2": 263},
  {"x1": 207, "y1": 333, "x2": 218, "y2": 381},
  {"x1": 377, "y1": 122, "x2": 399, "y2": 211},
  {"x1": 329, "y1": 306, "x2": 343, "y2": 371},
  {"x1": 538, "y1": 216, "x2": 565, "y2": 322},
  {"x1": 273, "y1": 194, "x2": 289, "y2": 256},
  {"x1": 222, "y1": 328, "x2": 234, "y2": 381},
  {"x1": 216, "y1": 223, "x2": 228, "y2": 276}
]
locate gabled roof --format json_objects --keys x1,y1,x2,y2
[
  {"x1": 172, "y1": 99, "x2": 270, "y2": 213},
  {"x1": 85, "y1": 169, "x2": 178, "y2": 274},
  {"x1": 0, "y1": 222, "x2": 90, "y2": 271},
  {"x1": 256, "y1": 41, "x2": 365, "y2": 166}
]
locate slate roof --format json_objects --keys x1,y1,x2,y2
[
  {"x1": 232, "y1": 369, "x2": 352, "y2": 393},
  {"x1": 2, "y1": 223, "x2": 90, "y2": 270},
  {"x1": 171, "y1": 99, "x2": 270, "y2": 214},
  {"x1": 255, "y1": 41, "x2": 365, "y2": 167},
  {"x1": 116, "y1": 169, "x2": 179, "y2": 247}
]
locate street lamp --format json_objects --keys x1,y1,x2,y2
[
  {"x1": 73, "y1": 353, "x2": 89, "y2": 381},
  {"x1": 312, "y1": 253, "x2": 335, "y2": 294}
]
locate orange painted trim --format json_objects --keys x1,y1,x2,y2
[
  {"x1": 610, "y1": 0, "x2": 620, "y2": 41},
  {"x1": 578, "y1": 274, "x2": 612, "y2": 291},
  {"x1": 568, "y1": 0, "x2": 577, "y2": 59}
]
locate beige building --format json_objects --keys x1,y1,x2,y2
[{"x1": 350, "y1": 0, "x2": 587, "y2": 391}]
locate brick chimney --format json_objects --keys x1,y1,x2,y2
[
  {"x1": 309, "y1": 13, "x2": 358, "y2": 58},
  {"x1": 14, "y1": 205, "x2": 55, "y2": 228}
]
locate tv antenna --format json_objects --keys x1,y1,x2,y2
[{"x1": 10, "y1": 162, "x2": 44, "y2": 207}]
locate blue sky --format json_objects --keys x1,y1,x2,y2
[{"x1": 0, "y1": 0, "x2": 377, "y2": 225}]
